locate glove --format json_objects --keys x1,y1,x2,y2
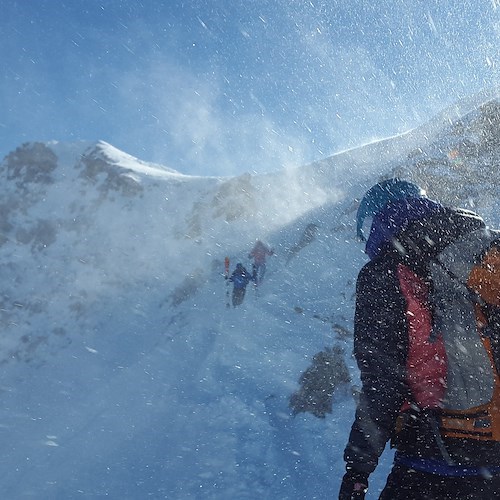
[{"x1": 338, "y1": 469, "x2": 369, "y2": 500}]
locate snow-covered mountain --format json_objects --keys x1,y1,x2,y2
[{"x1": 0, "y1": 93, "x2": 498, "y2": 499}]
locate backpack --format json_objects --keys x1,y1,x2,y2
[
  {"x1": 431, "y1": 228, "x2": 500, "y2": 441},
  {"x1": 395, "y1": 210, "x2": 500, "y2": 443},
  {"x1": 231, "y1": 268, "x2": 250, "y2": 288}
]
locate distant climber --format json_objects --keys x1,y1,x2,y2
[
  {"x1": 229, "y1": 263, "x2": 253, "y2": 307},
  {"x1": 248, "y1": 240, "x2": 274, "y2": 285}
]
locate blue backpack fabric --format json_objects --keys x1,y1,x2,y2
[{"x1": 230, "y1": 265, "x2": 251, "y2": 289}]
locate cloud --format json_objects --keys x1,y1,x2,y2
[{"x1": 108, "y1": 56, "x2": 316, "y2": 176}]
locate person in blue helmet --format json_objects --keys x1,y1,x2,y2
[
  {"x1": 355, "y1": 178, "x2": 427, "y2": 243},
  {"x1": 339, "y1": 179, "x2": 500, "y2": 499},
  {"x1": 229, "y1": 263, "x2": 253, "y2": 307}
]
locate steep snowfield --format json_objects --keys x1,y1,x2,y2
[{"x1": 0, "y1": 94, "x2": 498, "y2": 498}]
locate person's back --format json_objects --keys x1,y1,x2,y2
[
  {"x1": 340, "y1": 179, "x2": 500, "y2": 500},
  {"x1": 229, "y1": 263, "x2": 251, "y2": 306},
  {"x1": 249, "y1": 240, "x2": 272, "y2": 264},
  {"x1": 230, "y1": 264, "x2": 250, "y2": 288},
  {"x1": 249, "y1": 240, "x2": 273, "y2": 284}
]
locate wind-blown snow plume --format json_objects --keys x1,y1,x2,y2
[{"x1": 0, "y1": 94, "x2": 498, "y2": 498}]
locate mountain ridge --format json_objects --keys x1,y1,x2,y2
[
  {"x1": 0, "y1": 92, "x2": 498, "y2": 498},
  {"x1": 0, "y1": 93, "x2": 498, "y2": 367}
]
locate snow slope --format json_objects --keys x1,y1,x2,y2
[{"x1": 0, "y1": 93, "x2": 498, "y2": 499}]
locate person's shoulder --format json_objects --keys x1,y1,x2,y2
[
  {"x1": 396, "y1": 205, "x2": 485, "y2": 263},
  {"x1": 358, "y1": 252, "x2": 399, "y2": 285},
  {"x1": 356, "y1": 254, "x2": 407, "y2": 313}
]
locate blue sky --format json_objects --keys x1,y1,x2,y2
[{"x1": 1, "y1": 0, "x2": 498, "y2": 176}]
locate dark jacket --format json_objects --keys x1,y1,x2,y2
[
  {"x1": 344, "y1": 206, "x2": 500, "y2": 475},
  {"x1": 229, "y1": 266, "x2": 252, "y2": 289}
]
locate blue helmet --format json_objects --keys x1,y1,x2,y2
[{"x1": 356, "y1": 179, "x2": 426, "y2": 241}]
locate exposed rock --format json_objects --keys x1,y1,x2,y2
[
  {"x1": 3, "y1": 142, "x2": 57, "y2": 186},
  {"x1": 289, "y1": 345, "x2": 351, "y2": 418}
]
